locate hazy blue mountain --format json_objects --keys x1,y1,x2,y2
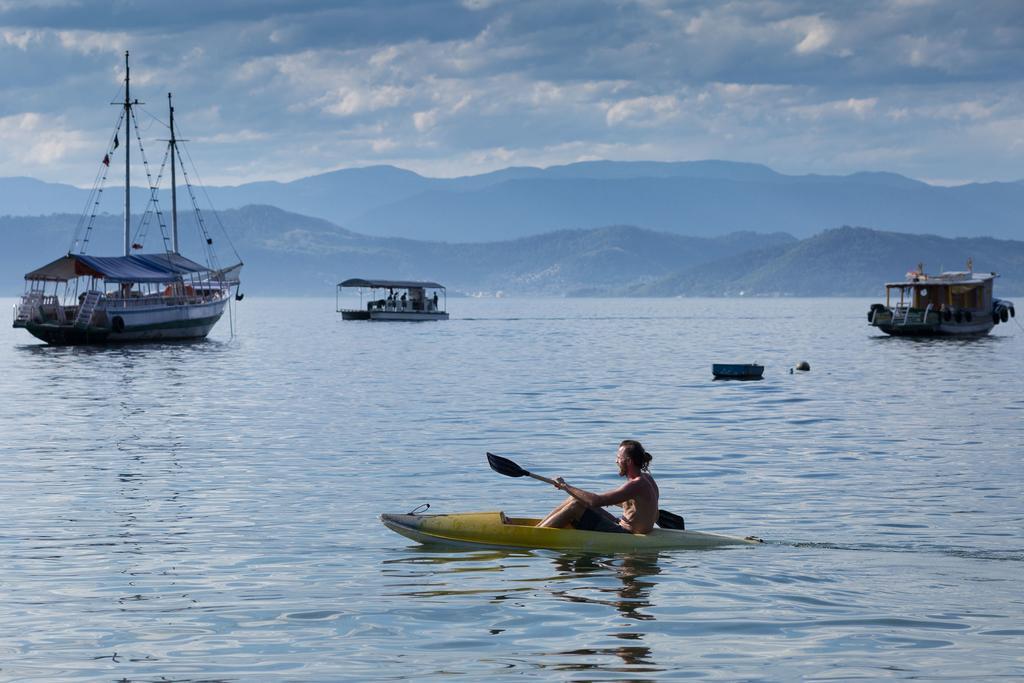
[
  {"x1": 1, "y1": 205, "x2": 793, "y2": 296},
  {"x1": 210, "y1": 165, "x2": 432, "y2": 223},
  {"x1": 5, "y1": 206, "x2": 1020, "y2": 298},
  {"x1": 347, "y1": 174, "x2": 1024, "y2": 241},
  {"x1": 442, "y1": 160, "x2": 784, "y2": 187},
  {"x1": 9, "y1": 160, "x2": 784, "y2": 221},
  {"x1": 796, "y1": 171, "x2": 929, "y2": 189},
  {"x1": 193, "y1": 209, "x2": 796, "y2": 296},
  {"x1": 4, "y1": 161, "x2": 1023, "y2": 243},
  {"x1": 632, "y1": 226, "x2": 1024, "y2": 297},
  {"x1": 0, "y1": 177, "x2": 95, "y2": 217}
]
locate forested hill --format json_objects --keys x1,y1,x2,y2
[
  {"x1": 2, "y1": 208, "x2": 1021, "y2": 297},
  {"x1": 629, "y1": 226, "x2": 1024, "y2": 297}
]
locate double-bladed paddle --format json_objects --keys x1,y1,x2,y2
[{"x1": 485, "y1": 452, "x2": 685, "y2": 530}]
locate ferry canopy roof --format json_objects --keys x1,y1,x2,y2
[
  {"x1": 885, "y1": 271, "x2": 996, "y2": 288},
  {"x1": 338, "y1": 278, "x2": 445, "y2": 290},
  {"x1": 25, "y1": 253, "x2": 212, "y2": 283}
]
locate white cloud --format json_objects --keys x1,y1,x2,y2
[
  {"x1": 794, "y1": 18, "x2": 834, "y2": 55},
  {"x1": 773, "y1": 15, "x2": 836, "y2": 55},
  {"x1": 0, "y1": 112, "x2": 90, "y2": 168},
  {"x1": 57, "y1": 30, "x2": 129, "y2": 55},
  {"x1": 371, "y1": 138, "x2": 398, "y2": 152},
  {"x1": 2, "y1": 29, "x2": 43, "y2": 50},
  {"x1": 237, "y1": 49, "x2": 420, "y2": 117},
  {"x1": 919, "y1": 176, "x2": 975, "y2": 187},
  {"x1": 791, "y1": 97, "x2": 878, "y2": 121},
  {"x1": 324, "y1": 85, "x2": 411, "y2": 117},
  {"x1": 898, "y1": 33, "x2": 977, "y2": 73},
  {"x1": 232, "y1": 57, "x2": 275, "y2": 83},
  {"x1": 0, "y1": 0, "x2": 74, "y2": 8},
  {"x1": 834, "y1": 145, "x2": 919, "y2": 168},
  {"x1": 891, "y1": 0, "x2": 939, "y2": 9},
  {"x1": 605, "y1": 95, "x2": 680, "y2": 127},
  {"x1": 943, "y1": 101, "x2": 993, "y2": 121},
  {"x1": 842, "y1": 97, "x2": 877, "y2": 118},
  {"x1": 712, "y1": 83, "x2": 791, "y2": 100},
  {"x1": 975, "y1": 116, "x2": 1024, "y2": 149},
  {"x1": 460, "y1": 0, "x2": 502, "y2": 9},
  {"x1": 193, "y1": 129, "x2": 269, "y2": 144},
  {"x1": 529, "y1": 82, "x2": 565, "y2": 106},
  {"x1": 413, "y1": 109, "x2": 438, "y2": 132},
  {"x1": 369, "y1": 45, "x2": 401, "y2": 67},
  {"x1": 897, "y1": 100, "x2": 997, "y2": 123}
]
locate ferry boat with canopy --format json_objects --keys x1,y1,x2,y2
[
  {"x1": 337, "y1": 278, "x2": 448, "y2": 321},
  {"x1": 868, "y1": 260, "x2": 1014, "y2": 337},
  {"x1": 12, "y1": 52, "x2": 242, "y2": 345}
]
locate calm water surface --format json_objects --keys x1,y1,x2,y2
[{"x1": 1, "y1": 297, "x2": 1022, "y2": 681}]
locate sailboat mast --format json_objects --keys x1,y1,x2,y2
[
  {"x1": 169, "y1": 93, "x2": 178, "y2": 253},
  {"x1": 123, "y1": 50, "x2": 131, "y2": 257}
]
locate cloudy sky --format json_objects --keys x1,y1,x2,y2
[{"x1": 1, "y1": 0, "x2": 1023, "y2": 186}]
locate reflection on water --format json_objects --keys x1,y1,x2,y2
[
  {"x1": 381, "y1": 546, "x2": 667, "y2": 675},
  {"x1": 545, "y1": 554, "x2": 663, "y2": 675},
  {"x1": 550, "y1": 553, "x2": 662, "y2": 622}
]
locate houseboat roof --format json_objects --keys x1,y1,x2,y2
[
  {"x1": 885, "y1": 271, "x2": 997, "y2": 288},
  {"x1": 338, "y1": 278, "x2": 445, "y2": 290},
  {"x1": 25, "y1": 253, "x2": 213, "y2": 283}
]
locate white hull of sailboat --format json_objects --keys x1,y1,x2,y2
[
  {"x1": 20, "y1": 297, "x2": 228, "y2": 345},
  {"x1": 106, "y1": 297, "x2": 228, "y2": 340}
]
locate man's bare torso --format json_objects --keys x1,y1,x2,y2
[{"x1": 616, "y1": 473, "x2": 659, "y2": 533}]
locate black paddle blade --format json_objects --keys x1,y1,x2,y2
[
  {"x1": 486, "y1": 452, "x2": 528, "y2": 478},
  {"x1": 657, "y1": 509, "x2": 685, "y2": 530}
]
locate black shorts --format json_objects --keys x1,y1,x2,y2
[{"x1": 573, "y1": 507, "x2": 629, "y2": 534}]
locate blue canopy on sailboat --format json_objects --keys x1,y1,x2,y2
[{"x1": 25, "y1": 253, "x2": 212, "y2": 283}]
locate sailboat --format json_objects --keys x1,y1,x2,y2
[{"x1": 13, "y1": 52, "x2": 242, "y2": 345}]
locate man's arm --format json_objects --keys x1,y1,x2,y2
[
  {"x1": 554, "y1": 478, "x2": 642, "y2": 508},
  {"x1": 552, "y1": 479, "x2": 602, "y2": 508}
]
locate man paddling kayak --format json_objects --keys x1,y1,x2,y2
[{"x1": 537, "y1": 440, "x2": 660, "y2": 534}]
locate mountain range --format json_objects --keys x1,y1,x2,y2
[
  {"x1": 3, "y1": 160, "x2": 1023, "y2": 242},
  {"x1": 4, "y1": 205, "x2": 1021, "y2": 297}
]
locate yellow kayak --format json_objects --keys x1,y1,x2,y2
[{"x1": 380, "y1": 511, "x2": 762, "y2": 552}]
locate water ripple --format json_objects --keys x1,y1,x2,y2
[{"x1": 1, "y1": 297, "x2": 1022, "y2": 680}]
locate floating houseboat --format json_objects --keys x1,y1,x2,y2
[
  {"x1": 337, "y1": 279, "x2": 449, "y2": 321},
  {"x1": 868, "y1": 261, "x2": 1014, "y2": 337},
  {"x1": 12, "y1": 53, "x2": 242, "y2": 345}
]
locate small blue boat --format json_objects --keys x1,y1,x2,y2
[{"x1": 712, "y1": 363, "x2": 764, "y2": 380}]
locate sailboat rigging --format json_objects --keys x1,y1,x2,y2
[{"x1": 13, "y1": 52, "x2": 243, "y2": 345}]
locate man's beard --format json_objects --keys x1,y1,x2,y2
[{"x1": 618, "y1": 463, "x2": 627, "y2": 477}]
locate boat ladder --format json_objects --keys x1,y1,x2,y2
[
  {"x1": 75, "y1": 291, "x2": 103, "y2": 328},
  {"x1": 14, "y1": 292, "x2": 43, "y2": 323}
]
